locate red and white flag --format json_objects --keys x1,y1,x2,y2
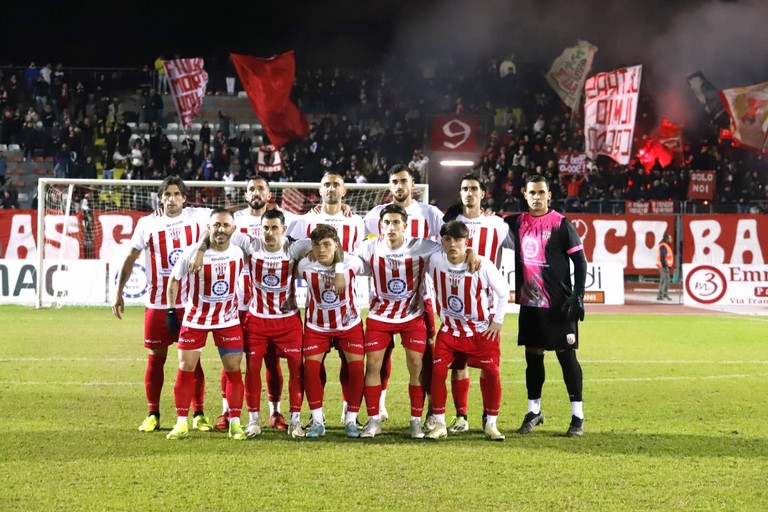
[
  {"x1": 231, "y1": 51, "x2": 309, "y2": 148},
  {"x1": 659, "y1": 118, "x2": 684, "y2": 163},
  {"x1": 719, "y1": 81, "x2": 768, "y2": 151},
  {"x1": 256, "y1": 144, "x2": 284, "y2": 174},
  {"x1": 545, "y1": 40, "x2": 598, "y2": 110},
  {"x1": 163, "y1": 58, "x2": 208, "y2": 132},
  {"x1": 584, "y1": 65, "x2": 642, "y2": 165}
]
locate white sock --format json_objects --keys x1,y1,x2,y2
[
  {"x1": 435, "y1": 413, "x2": 446, "y2": 424},
  {"x1": 249, "y1": 411, "x2": 259, "y2": 423},
  {"x1": 311, "y1": 408, "x2": 325, "y2": 424},
  {"x1": 410, "y1": 415, "x2": 421, "y2": 422},
  {"x1": 290, "y1": 412, "x2": 300, "y2": 423},
  {"x1": 221, "y1": 398, "x2": 229, "y2": 415},
  {"x1": 268, "y1": 401, "x2": 281, "y2": 415},
  {"x1": 369, "y1": 414, "x2": 380, "y2": 422},
  {"x1": 528, "y1": 399, "x2": 541, "y2": 415},
  {"x1": 229, "y1": 417, "x2": 240, "y2": 425},
  {"x1": 345, "y1": 411, "x2": 359, "y2": 425},
  {"x1": 571, "y1": 401, "x2": 584, "y2": 419},
  {"x1": 485, "y1": 414, "x2": 498, "y2": 426},
  {"x1": 380, "y1": 389, "x2": 388, "y2": 409},
  {"x1": 177, "y1": 416, "x2": 187, "y2": 424}
]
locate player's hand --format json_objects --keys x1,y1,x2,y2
[
  {"x1": 427, "y1": 335, "x2": 436, "y2": 347},
  {"x1": 562, "y1": 291, "x2": 585, "y2": 322},
  {"x1": 310, "y1": 204, "x2": 322, "y2": 214},
  {"x1": 481, "y1": 322, "x2": 503, "y2": 341},
  {"x1": 166, "y1": 308, "x2": 181, "y2": 334},
  {"x1": 189, "y1": 249, "x2": 205, "y2": 272},
  {"x1": 112, "y1": 295, "x2": 125, "y2": 320},
  {"x1": 465, "y1": 249, "x2": 481, "y2": 273},
  {"x1": 340, "y1": 203, "x2": 353, "y2": 217},
  {"x1": 482, "y1": 207, "x2": 496, "y2": 217},
  {"x1": 280, "y1": 296, "x2": 297, "y2": 312},
  {"x1": 334, "y1": 272, "x2": 346, "y2": 295}
]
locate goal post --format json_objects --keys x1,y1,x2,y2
[{"x1": 35, "y1": 178, "x2": 429, "y2": 307}]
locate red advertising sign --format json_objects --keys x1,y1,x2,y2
[
  {"x1": 687, "y1": 170, "x2": 717, "y2": 200},
  {"x1": 566, "y1": 213, "x2": 675, "y2": 274},
  {"x1": 682, "y1": 215, "x2": 768, "y2": 266},
  {"x1": 557, "y1": 151, "x2": 588, "y2": 174},
  {"x1": 430, "y1": 115, "x2": 480, "y2": 153}
]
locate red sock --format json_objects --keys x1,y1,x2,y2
[
  {"x1": 192, "y1": 360, "x2": 205, "y2": 413},
  {"x1": 479, "y1": 371, "x2": 501, "y2": 416},
  {"x1": 430, "y1": 363, "x2": 449, "y2": 416},
  {"x1": 287, "y1": 357, "x2": 304, "y2": 413},
  {"x1": 225, "y1": 371, "x2": 244, "y2": 420},
  {"x1": 145, "y1": 352, "x2": 166, "y2": 414},
  {"x1": 452, "y1": 378, "x2": 470, "y2": 416},
  {"x1": 409, "y1": 384, "x2": 425, "y2": 418},
  {"x1": 220, "y1": 369, "x2": 227, "y2": 400},
  {"x1": 265, "y1": 349, "x2": 284, "y2": 403},
  {"x1": 245, "y1": 354, "x2": 263, "y2": 413},
  {"x1": 339, "y1": 354, "x2": 349, "y2": 402},
  {"x1": 303, "y1": 359, "x2": 324, "y2": 411},
  {"x1": 364, "y1": 384, "x2": 382, "y2": 416},
  {"x1": 380, "y1": 348, "x2": 393, "y2": 391},
  {"x1": 173, "y1": 369, "x2": 195, "y2": 418},
  {"x1": 345, "y1": 360, "x2": 365, "y2": 413}
]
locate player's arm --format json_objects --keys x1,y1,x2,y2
[
  {"x1": 165, "y1": 254, "x2": 190, "y2": 334},
  {"x1": 112, "y1": 248, "x2": 142, "y2": 320},
  {"x1": 481, "y1": 265, "x2": 509, "y2": 340},
  {"x1": 562, "y1": 219, "x2": 588, "y2": 322}
]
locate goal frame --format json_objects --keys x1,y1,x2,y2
[{"x1": 35, "y1": 178, "x2": 429, "y2": 307}]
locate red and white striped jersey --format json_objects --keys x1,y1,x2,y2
[
  {"x1": 426, "y1": 253, "x2": 508, "y2": 337},
  {"x1": 454, "y1": 213, "x2": 512, "y2": 266},
  {"x1": 233, "y1": 209, "x2": 298, "y2": 311},
  {"x1": 299, "y1": 254, "x2": 365, "y2": 332},
  {"x1": 129, "y1": 207, "x2": 211, "y2": 309},
  {"x1": 353, "y1": 237, "x2": 441, "y2": 323},
  {"x1": 231, "y1": 236, "x2": 312, "y2": 319},
  {"x1": 364, "y1": 201, "x2": 444, "y2": 240},
  {"x1": 171, "y1": 243, "x2": 245, "y2": 329},
  {"x1": 287, "y1": 210, "x2": 365, "y2": 252}
]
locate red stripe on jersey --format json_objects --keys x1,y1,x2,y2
[
  {"x1": 463, "y1": 274, "x2": 472, "y2": 318},
  {"x1": 183, "y1": 225, "x2": 193, "y2": 247},
  {"x1": 211, "y1": 300, "x2": 223, "y2": 325},
  {"x1": 342, "y1": 225, "x2": 351, "y2": 252},
  {"x1": 187, "y1": 272, "x2": 200, "y2": 322},
  {"x1": 410, "y1": 219, "x2": 419, "y2": 238}
]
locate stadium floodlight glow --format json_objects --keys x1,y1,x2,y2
[{"x1": 439, "y1": 160, "x2": 475, "y2": 167}]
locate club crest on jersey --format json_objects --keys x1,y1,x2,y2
[
  {"x1": 262, "y1": 273, "x2": 280, "y2": 287},
  {"x1": 386, "y1": 256, "x2": 401, "y2": 270},
  {"x1": 321, "y1": 289, "x2": 338, "y2": 303},
  {"x1": 521, "y1": 236, "x2": 540, "y2": 259},
  {"x1": 448, "y1": 272, "x2": 462, "y2": 288},
  {"x1": 321, "y1": 272, "x2": 335, "y2": 288},
  {"x1": 168, "y1": 248, "x2": 183, "y2": 267},
  {"x1": 387, "y1": 278, "x2": 406, "y2": 294},
  {"x1": 447, "y1": 295, "x2": 464, "y2": 313},
  {"x1": 542, "y1": 230, "x2": 552, "y2": 240},
  {"x1": 169, "y1": 227, "x2": 182, "y2": 241},
  {"x1": 214, "y1": 262, "x2": 228, "y2": 277},
  {"x1": 212, "y1": 280, "x2": 229, "y2": 296}
]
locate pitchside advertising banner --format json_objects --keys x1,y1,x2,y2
[{"x1": 683, "y1": 264, "x2": 768, "y2": 309}]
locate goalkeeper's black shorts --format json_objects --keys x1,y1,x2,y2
[{"x1": 517, "y1": 305, "x2": 579, "y2": 351}]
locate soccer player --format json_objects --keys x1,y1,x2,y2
[
  {"x1": 164, "y1": 208, "x2": 247, "y2": 440},
  {"x1": 112, "y1": 176, "x2": 211, "y2": 433},
  {"x1": 299, "y1": 224, "x2": 366, "y2": 439},
  {"x1": 424, "y1": 220, "x2": 509, "y2": 441},
  {"x1": 505, "y1": 174, "x2": 587, "y2": 437},
  {"x1": 237, "y1": 209, "x2": 313, "y2": 438},
  {"x1": 363, "y1": 164, "x2": 444, "y2": 422},
  {"x1": 288, "y1": 171, "x2": 366, "y2": 423},
  {"x1": 212, "y1": 177, "x2": 299, "y2": 432},
  {"x1": 441, "y1": 174, "x2": 513, "y2": 433}
]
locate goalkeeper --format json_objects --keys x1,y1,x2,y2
[{"x1": 504, "y1": 174, "x2": 587, "y2": 437}]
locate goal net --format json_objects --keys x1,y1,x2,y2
[{"x1": 35, "y1": 178, "x2": 429, "y2": 307}]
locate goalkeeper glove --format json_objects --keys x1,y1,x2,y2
[
  {"x1": 561, "y1": 287, "x2": 585, "y2": 323},
  {"x1": 166, "y1": 308, "x2": 182, "y2": 334}
]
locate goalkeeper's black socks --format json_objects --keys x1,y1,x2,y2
[
  {"x1": 556, "y1": 349, "x2": 583, "y2": 402},
  {"x1": 525, "y1": 350, "x2": 545, "y2": 399}
]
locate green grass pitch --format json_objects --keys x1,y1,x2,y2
[{"x1": 1, "y1": 306, "x2": 767, "y2": 511}]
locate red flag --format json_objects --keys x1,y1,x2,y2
[
  {"x1": 230, "y1": 51, "x2": 309, "y2": 148},
  {"x1": 659, "y1": 118, "x2": 684, "y2": 164}
]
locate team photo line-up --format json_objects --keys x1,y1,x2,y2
[{"x1": 112, "y1": 165, "x2": 587, "y2": 441}]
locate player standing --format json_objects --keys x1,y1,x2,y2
[
  {"x1": 506, "y1": 174, "x2": 587, "y2": 437},
  {"x1": 112, "y1": 176, "x2": 211, "y2": 433},
  {"x1": 164, "y1": 208, "x2": 246, "y2": 440},
  {"x1": 424, "y1": 221, "x2": 508, "y2": 441}
]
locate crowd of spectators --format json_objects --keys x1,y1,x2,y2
[{"x1": 1, "y1": 54, "x2": 766, "y2": 213}]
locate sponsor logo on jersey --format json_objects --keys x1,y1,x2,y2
[
  {"x1": 168, "y1": 248, "x2": 183, "y2": 267},
  {"x1": 447, "y1": 295, "x2": 464, "y2": 313},
  {"x1": 221, "y1": 336, "x2": 241, "y2": 342},
  {"x1": 566, "y1": 333, "x2": 576, "y2": 345},
  {"x1": 212, "y1": 280, "x2": 230, "y2": 296},
  {"x1": 144, "y1": 338, "x2": 163, "y2": 345},
  {"x1": 321, "y1": 289, "x2": 338, "y2": 303},
  {"x1": 178, "y1": 337, "x2": 195, "y2": 344},
  {"x1": 387, "y1": 278, "x2": 406, "y2": 294},
  {"x1": 120, "y1": 263, "x2": 148, "y2": 299},
  {"x1": 522, "y1": 236, "x2": 540, "y2": 259},
  {"x1": 262, "y1": 273, "x2": 280, "y2": 287}
]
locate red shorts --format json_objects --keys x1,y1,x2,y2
[
  {"x1": 365, "y1": 316, "x2": 428, "y2": 354},
  {"x1": 242, "y1": 313, "x2": 303, "y2": 360},
  {"x1": 432, "y1": 330, "x2": 501, "y2": 371},
  {"x1": 143, "y1": 308, "x2": 181, "y2": 349},
  {"x1": 177, "y1": 324, "x2": 244, "y2": 351},
  {"x1": 303, "y1": 323, "x2": 365, "y2": 357}
]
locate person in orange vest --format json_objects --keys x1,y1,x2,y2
[{"x1": 656, "y1": 233, "x2": 674, "y2": 301}]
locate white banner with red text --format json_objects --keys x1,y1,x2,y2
[{"x1": 683, "y1": 263, "x2": 768, "y2": 313}]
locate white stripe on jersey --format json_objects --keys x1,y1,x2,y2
[
  {"x1": 353, "y1": 237, "x2": 441, "y2": 323},
  {"x1": 364, "y1": 201, "x2": 444, "y2": 240},
  {"x1": 130, "y1": 207, "x2": 211, "y2": 309},
  {"x1": 426, "y1": 253, "x2": 509, "y2": 337},
  {"x1": 455, "y1": 213, "x2": 510, "y2": 265},
  {"x1": 299, "y1": 254, "x2": 365, "y2": 332},
  {"x1": 287, "y1": 210, "x2": 365, "y2": 252},
  {"x1": 171, "y1": 244, "x2": 244, "y2": 329}
]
